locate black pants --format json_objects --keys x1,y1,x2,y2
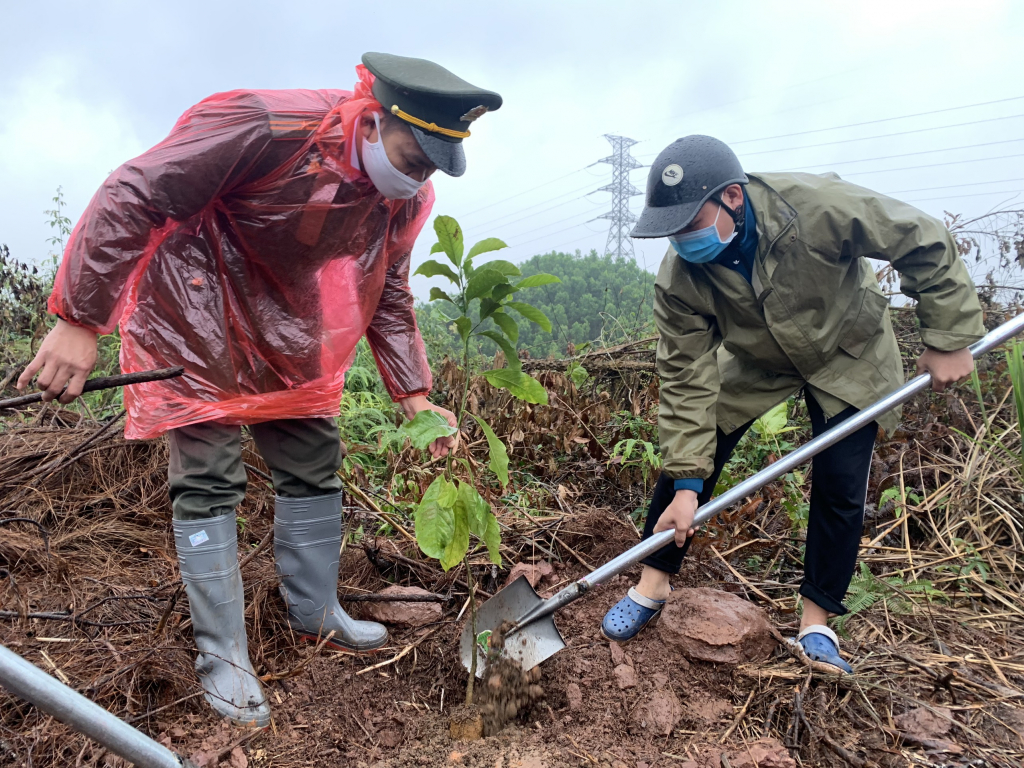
[{"x1": 640, "y1": 392, "x2": 877, "y2": 615}]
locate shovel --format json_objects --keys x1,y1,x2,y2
[{"x1": 461, "y1": 312, "x2": 1024, "y2": 675}]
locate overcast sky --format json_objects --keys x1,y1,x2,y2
[{"x1": 2, "y1": 0, "x2": 1021, "y2": 301}]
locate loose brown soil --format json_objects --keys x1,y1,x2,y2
[{"x1": 4, "y1": 329, "x2": 1024, "y2": 767}]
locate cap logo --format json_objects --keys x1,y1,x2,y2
[
  {"x1": 662, "y1": 164, "x2": 684, "y2": 186},
  {"x1": 460, "y1": 105, "x2": 490, "y2": 122}
]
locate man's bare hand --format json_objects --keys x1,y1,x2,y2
[
  {"x1": 653, "y1": 489, "x2": 699, "y2": 547},
  {"x1": 916, "y1": 347, "x2": 974, "y2": 392},
  {"x1": 16, "y1": 319, "x2": 99, "y2": 404},
  {"x1": 400, "y1": 395, "x2": 459, "y2": 458}
]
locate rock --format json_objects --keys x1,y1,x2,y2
[
  {"x1": 613, "y1": 663, "x2": 636, "y2": 689},
  {"x1": 656, "y1": 587, "x2": 777, "y2": 664},
  {"x1": 566, "y1": 683, "x2": 583, "y2": 710},
  {"x1": 503, "y1": 561, "x2": 555, "y2": 589},
  {"x1": 894, "y1": 706, "x2": 952, "y2": 739},
  {"x1": 608, "y1": 642, "x2": 632, "y2": 667},
  {"x1": 628, "y1": 689, "x2": 682, "y2": 736},
  {"x1": 724, "y1": 737, "x2": 796, "y2": 768},
  {"x1": 895, "y1": 706, "x2": 961, "y2": 753},
  {"x1": 361, "y1": 586, "x2": 442, "y2": 627},
  {"x1": 685, "y1": 693, "x2": 732, "y2": 724}
]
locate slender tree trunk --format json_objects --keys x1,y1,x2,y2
[{"x1": 465, "y1": 556, "x2": 478, "y2": 705}]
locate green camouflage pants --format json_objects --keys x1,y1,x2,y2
[{"x1": 167, "y1": 418, "x2": 343, "y2": 520}]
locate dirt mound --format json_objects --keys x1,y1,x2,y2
[{"x1": 657, "y1": 587, "x2": 777, "y2": 664}]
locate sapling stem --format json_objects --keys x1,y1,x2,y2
[{"x1": 466, "y1": 555, "x2": 478, "y2": 705}]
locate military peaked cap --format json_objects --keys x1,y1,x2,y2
[{"x1": 362, "y1": 52, "x2": 503, "y2": 177}]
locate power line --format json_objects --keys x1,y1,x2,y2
[
  {"x1": 805, "y1": 153, "x2": 1024, "y2": 178},
  {"x1": 596, "y1": 135, "x2": 643, "y2": 259},
  {"x1": 740, "y1": 113, "x2": 1024, "y2": 158},
  {"x1": 484, "y1": 191, "x2": 601, "y2": 234},
  {"x1": 903, "y1": 189, "x2": 1023, "y2": 204},
  {"x1": 729, "y1": 95, "x2": 1024, "y2": 146},
  {"x1": 885, "y1": 178, "x2": 1024, "y2": 195},
  {"x1": 634, "y1": 94, "x2": 1024, "y2": 160},
  {"x1": 780, "y1": 138, "x2": 1024, "y2": 172},
  {"x1": 458, "y1": 165, "x2": 593, "y2": 219},
  {"x1": 470, "y1": 178, "x2": 603, "y2": 232}
]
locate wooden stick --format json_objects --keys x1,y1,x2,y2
[
  {"x1": 0, "y1": 366, "x2": 184, "y2": 409},
  {"x1": 719, "y1": 689, "x2": 755, "y2": 742}
]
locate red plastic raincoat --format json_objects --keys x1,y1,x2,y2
[{"x1": 49, "y1": 66, "x2": 435, "y2": 439}]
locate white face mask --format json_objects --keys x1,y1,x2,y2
[{"x1": 361, "y1": 112, "x2": 427, "y2": 200}]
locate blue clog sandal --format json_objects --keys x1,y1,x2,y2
[
  {"x1": 601, "y1": 587, "x2": 667, "y2": 643},
  {"x1": 788, "y1": 625, "x2": 853, "y2": 674}
]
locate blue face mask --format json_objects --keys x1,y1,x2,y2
[{"x1": 669, "y1": 204, "x2": 736, "y2": 263}]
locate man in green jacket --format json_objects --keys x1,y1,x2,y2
[{"x1": 600, "y1": 135, "x2": 983, "y2": 673}]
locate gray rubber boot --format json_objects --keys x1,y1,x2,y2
[
  {"x1": 274, "y1": 492, "x2": 388, "y2": 652},
  {"x1": 173, "y1": 513, "x2": 271, "y2": 727}
]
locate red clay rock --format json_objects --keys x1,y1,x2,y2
[
  {"x1": 613, "y1": 663, "x2": 636, "y2": 689},
  {"x1": 608, "y1": 642, "x2": 632, "y2": 667},
  {"x1": 565, "y1": 682, "x2": 583, "y2": 711},
  {"x1": 360, "y1": 586, "x2": 442, "y2": 627},
  {"x1": 895, "y1": 706, "x2": 952, "y2": 739},
  {"x1": 656, "y1": 587, "x2": 776, "y2": 664},
  {"x1": 685, "y1": 692, "x2": 732, "y2": 724},
  {"x1": 628, "y1": 689, "x2": 682, "y2": 736},
  {"x1": 895, "y1": 706, "x2": 961, "y2": 753},
  {"x1": 724, "y1": 737, "x2": 796, "y2": 768},
  {"x1": 503, "y1": 561, "x2": 554, "y2": 589}
]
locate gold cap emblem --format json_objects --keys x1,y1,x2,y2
[{"x1": 459, "y1": 105, "x2": 490, "y2": 122}]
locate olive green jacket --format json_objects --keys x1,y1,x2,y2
[{"x1": 656, "y1": 171, "x2": 985, "y2": 481}]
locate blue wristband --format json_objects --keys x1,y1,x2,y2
[{"x1": 673, "y1": 478, "x2": 703, "y2": 494}]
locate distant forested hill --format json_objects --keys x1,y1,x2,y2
[{"x1": 416, "y1": 249, "x2": 656, "y2": 361}]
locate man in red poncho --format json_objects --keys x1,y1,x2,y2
[{"x1": 17, "y1": 53, "x2": 503, "y2": 726}]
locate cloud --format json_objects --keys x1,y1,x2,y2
[{"x1": 0, "y1": 55, "x2": 146, "y2": 261}]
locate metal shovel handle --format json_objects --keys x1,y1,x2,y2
[
  {"x1": 0, "y1": 644, "x2": 196, "y2": 767},
  {"x1": 517, "y1": 311, "x2": 1024, "y2": 629}
]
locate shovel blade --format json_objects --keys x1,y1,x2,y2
[{"x1": 459, "y1": 576, "x2": 567, "y2": 676}]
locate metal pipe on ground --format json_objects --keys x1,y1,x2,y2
[{"x1": 0, "y1": 644, "x2": 197, "y2": 768}]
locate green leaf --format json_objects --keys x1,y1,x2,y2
[
  {"x1": 433, "y1": 215, "x2": 464, "y2": 267},
  {"x1": 566, "y1": 360, "x2": 588, "y2": 387},
  {"x1": 466, "y1": 237, "x2": 509, "y2": 260},
  {"x1": 414, "y1": 259, "x2": 459, "y2": 284},
  {"x1": 455, "y1": 316, "x2": 472, "y2": 343},
  {"x1": 429, "y1": 287, "x2": 456, "y2": 304},
  {"x1": 483, "y1": 369, "x2": 548, "y2": 404},
  {"x1": 466, "y1": 269, "x2": 508, "y2": 302},
  {"x1": 507, "y1": 301, "x2": 552, "y2": 333},
  {"x1": 479, "y1": 331, "x2": 521, "y2": 371},
  {"x1": 492, "y1": 311, "x2": 519, "y2": 343},
  {"x1": 456, "y1": 480, "x2": 502, "y2": 566},
  {"x1": 414, "y1": 476, "x2": 456, "y2": 560},
  {"x1": 479, "y1": 297, "x2": 501, "y2": 321},
  {"x1": 430, "y1": 242, "x2": 445, "y2": 254},
  {"x1": 471, "y1": 414, "x2": 509, "y2": 489},
  {"x1": 515, "y1": 273, "x2": 561, "y2": 289},
  {"x1": 440, "y1": 498, "x2": 470, "y2": 571},
  {"x1": 477, "y1": 259, "x2": 520, "y2": 277},
  {"x1": 398, "y1": 409, "x2": 457, "y2": 451},
  {"x1": 491, "y1": 284, "x2": 517, "y2": 302},
  {"x1": 753, "y1": 401, "x2": 788, "y2": 438}
]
